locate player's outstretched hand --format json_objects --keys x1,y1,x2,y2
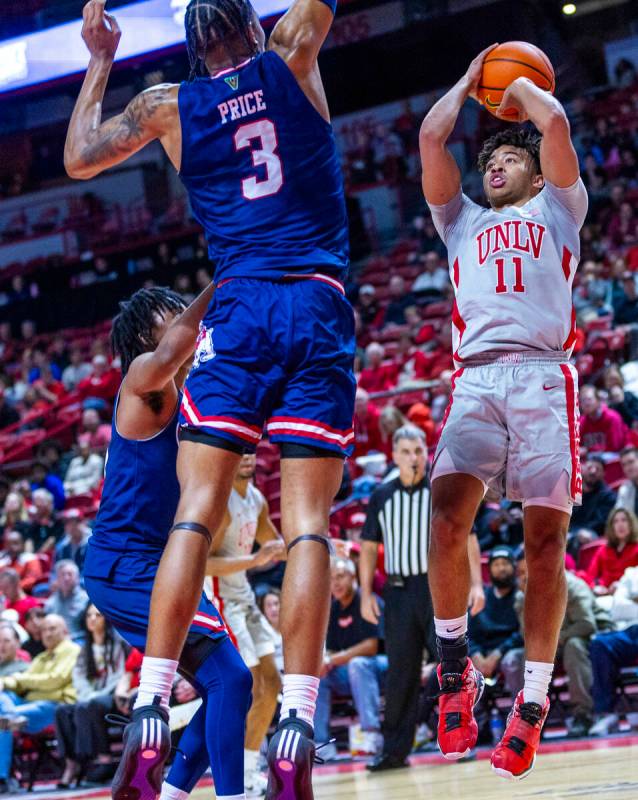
[
  {"x1": 82, "y1": 0, "x2": 121, "y2": 61},
  {"x1": 465, "y1": 44, "x2": 499, "y2": 103}
]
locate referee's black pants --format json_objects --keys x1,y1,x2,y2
[{"x1": 382, "y1": 573, "x2": 435, "y2": 761}]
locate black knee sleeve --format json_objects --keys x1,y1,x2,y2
[
  {"x1": 169, "y1": 521, "x2": 212, "y2": 547},
  {"x1": 287, "y1": 534, "x2": 335, "y2": 555}
]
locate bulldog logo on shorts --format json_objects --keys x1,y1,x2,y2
[{"x1": 193, "y1": 323, "x2": 216, "y2": 369}]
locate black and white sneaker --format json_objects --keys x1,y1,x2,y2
[
  {"x1": 110, "y1": 696, "x2": 171, "y2": 800},
  {"x1": 266, "y1": 713, "x2": 316, "y2": 800}
]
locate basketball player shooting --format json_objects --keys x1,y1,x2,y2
[
  {"x1": 419, "y1": 45, "x2": 587, "y2": 779},
  {"x1": 65, "y1": 1, "x2": 354, "y2": 799}
]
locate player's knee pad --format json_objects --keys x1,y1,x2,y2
[
  {"x1": 287, "y1": 533, "x2": 335, "y2": 555},
  {"x1": 169, "y1": 521, "x2": 212, "y2": 546}
]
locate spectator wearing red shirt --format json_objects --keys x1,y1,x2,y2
[
  {"x1": 113, "y1": 648, "x2": 144, "y2": 716},
  {"x1": 78, "y1": 408, "x2": 111, "y2": 452},
  {"x1": 393, "y1": 334, "x2": 431, "y2": 386},
  {"x1": 353, "y1": 389, "x2": 383, "y2": 458},
  {"x1": 77, "y1": 354, "x2": 120, "y2": 405},
  {"x1": 587, "y1": 508, "x2": 638, "y2": 595},
  {"x1": 0, "y1": 530, "x2": 43, "y2": 593},
  {"x1": 32, "y1": 364, "x2": 67, "y2": 406},
  {"x1": 359, "y1": 343, "x2": 396, "y2": 393},
  {"x1": 580, "y1": 385, "x2": 628, "y2": 453},
  {"x1": 0, "y1": 569, "x2": 41, "y2": 627}
]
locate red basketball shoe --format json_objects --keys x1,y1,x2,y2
[
  {"x1": 436, "y1": 660, "x2": 484, "y2": 760},
  {"x1": 490, "y1": 691, "x2": 550, "y2": 780}
]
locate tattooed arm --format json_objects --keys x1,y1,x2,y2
[{"x1": 64, "y1": 1, "x2": 180, "y2": 179}]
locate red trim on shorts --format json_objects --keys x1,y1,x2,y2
[
  {"x1": 209, "y1": 579, "x2": 239, "y2": 649},
  {"x1": 267, "y1": 416, "x2": 354, "y2": 447},
  {"x1": 562, "y1": 306, "x2": 577, "y2": 352},
  {"x1": 282, "y1": 273, "x2": 345, "y2": 294},
  {"x1": 439, "y1": 368, "x2": 465, "y2": 436},
  {"x1": 451, "y1": 301, "x2": 466, "y2": 363},
  {"x1": 215, "y1": 274, "x2": 345, "y2": 294},
  {"x1": 560, "y1": 363, "x2": 582, "y2": 502},
  {"x1": 181, "y1": 388, "x2": 262, "y2": 443},
  {"x1": 452, "y1": 257, "x2": 460, "y2": 289},
  {"x1": 192, "y1": 611, "x2": 226, "y2": 632}
]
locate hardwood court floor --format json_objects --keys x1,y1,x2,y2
[
  {"x1": 202, "y1": 740, "x2": 638, "y2": 800},
  {"x1": 26, "y1": 738, "x2": 638, "y2": 800}
]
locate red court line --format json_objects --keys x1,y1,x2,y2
[
  {"x1": 314, "y1": 734, "x2": 638, "y2": 776},
  {"x1": 29, "y1": 735, "x2": 638, "y2": 796}
]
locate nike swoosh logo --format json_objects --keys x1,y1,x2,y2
[
  {"x1": 446, "y1": 626, "x2": 462, "y2": 633},
  {"x1": 542, "y1": 384, "x2": 559, "y2": 391}
]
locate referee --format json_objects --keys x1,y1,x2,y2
[{"x1": 360, "y1": 424, "x2": 435, "y2": 771}]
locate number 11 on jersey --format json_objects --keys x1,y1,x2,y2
[{"x1": 493, "y1": 256, "x2": 525, "y2": 294}]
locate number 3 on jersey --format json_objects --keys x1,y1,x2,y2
[{"x1": 234, "y1": 119, "x2": 283, "y2": 200}]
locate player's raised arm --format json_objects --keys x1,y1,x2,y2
[
  {"x1": 124, "y1": 283, "x2": 215, "y2": 396},
  {"x1": 268, "y1": 0, "x2": 335, "y2": 80},
  {"x1": 497, "y1": 77, "x2": 580, "y2": 188},
  {"x1": 420, "y1": 45, "x2": 497, "y2": 205},
  {"x1": 64, "y1": 0, "x2": 179, "y2": 179}
]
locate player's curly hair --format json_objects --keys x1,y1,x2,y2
[
  {"x1": 477, "y1": 128, "x2": 542, "y2": 175},
  {"x1": 185, "y1": 0, "x2": 258, "y2": 80},
  {"x1": 111, "y1": 287, "x2": 186, "y2": 376}
]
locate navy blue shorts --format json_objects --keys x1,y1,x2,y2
[
  {"x1": 180, "y1": 275, "x2": 356, "y2": 456},
  {"x1": 83, "y1": 543, "x2": 228, "y2": 652}
]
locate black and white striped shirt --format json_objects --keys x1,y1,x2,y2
[{"x1": 361, "y1": 477, "x2": 430, "y2": 576}]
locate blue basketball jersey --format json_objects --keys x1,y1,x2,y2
[
  {"x1": 178, "y1": 50, "x2": 349, "y2": 283},
  {"x1": 91, "y1": 391, "x2": 180, "y2": 552}
]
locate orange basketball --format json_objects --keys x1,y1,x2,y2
[{"x1": 477, "y1": 41, "x2": 555, "y2": 120}]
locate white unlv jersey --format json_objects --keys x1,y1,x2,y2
[
  {"x1": 215, "y1": 483, "x2": 265, "y2": 604},
  {"x1": 428, "y1": 179, "x2": 588, "y2": 364}
]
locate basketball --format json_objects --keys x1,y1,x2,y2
[{"x1": 477, "y1": 41, "x2": 555, "y2": 120}]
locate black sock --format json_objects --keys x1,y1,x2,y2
[{"x1": 437, "y1": 633, "x2": 469, "y2": 675}]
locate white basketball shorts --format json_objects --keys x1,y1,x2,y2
[
  {"x1": 223, "y1": 597, "x2": 278, "y2": 669},
  {"x1": 431, "y1": 352, "x2": 582, "y2": 513}
]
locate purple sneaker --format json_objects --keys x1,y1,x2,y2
[
  {"x1": 266, "y1": 713, "x2": 316, "y2": 800},
  {"x1": 111, "y1": 696, "x2": 171, "y2": 800}
]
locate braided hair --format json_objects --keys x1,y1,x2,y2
[
  {"x1": 185, "y1": 0, "x2": 258, "y2": 79},
  {"x1": 111, "y1": 287, "x2": 186, "y2": 375}
]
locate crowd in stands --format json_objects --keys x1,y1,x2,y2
[{"x1": 1, "y1": 64, "x2": 638, "y2": 784}]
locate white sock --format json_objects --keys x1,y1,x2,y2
[
  {"x1": 280, "y1": 674, "x2": 319, "y2": 726},
  {"x1": 434, "y1": 614, "x2": 468, "y2": 640},
  {"x1": 523, "y1": 660, "x2": 553, "y2": 706},
  {"x1": 160, "y1": 783, "x2": 188, "y2": 800},
  {"x1": 217, "y1": 795, "x2": 246, "y2": 799},
  {"x1": 244, "y1": 748, "x2": 260, "y2": 773},
  {"x1": 134, "y1": 656, "x2": 178, "y2": 710}
]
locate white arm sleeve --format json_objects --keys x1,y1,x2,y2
[
  {"x1": 427, "y1": 191, "x2": 480, "y2": 246},
  {"x1": 541, "y1": 178, "x2": 589, "y2": 229}
]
